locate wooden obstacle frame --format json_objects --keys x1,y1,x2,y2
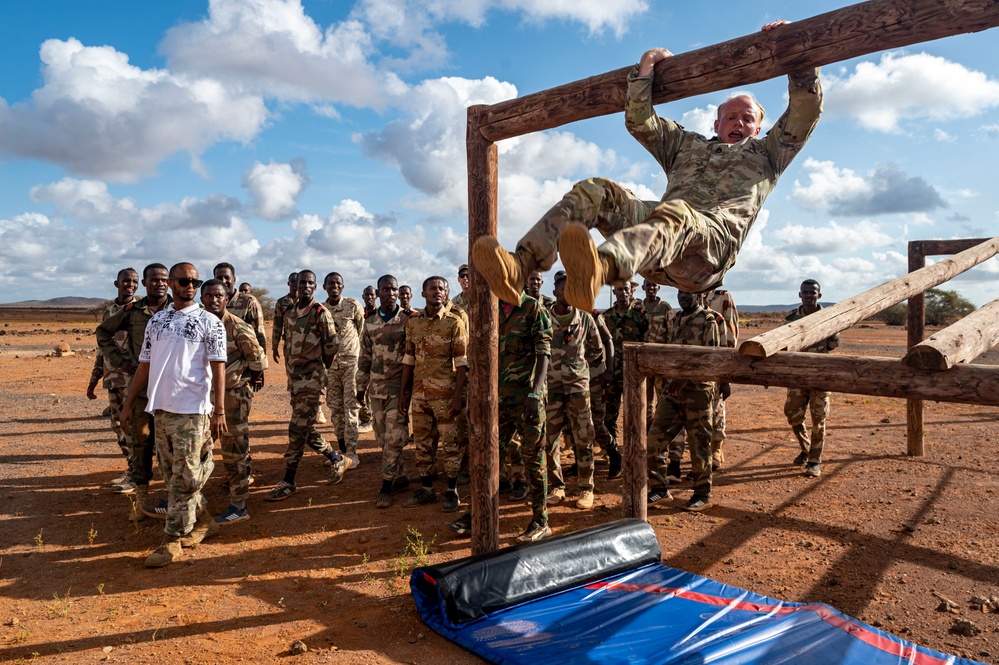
[{"x1": 465, "y1": 0, "x2": 999, "y2": 554}]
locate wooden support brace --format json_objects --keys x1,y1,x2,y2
[
  {"x1": 903, "y1": 298, "x2": 999, "y2": 370},
  {"x1": 636, "y1": 345, "x2": 999, "y2": 407},
  {"x1": 740, "y1": 236, "x2": 999, "y2": 358}
]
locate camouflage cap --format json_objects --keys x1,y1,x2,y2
[{"x1": 458, "y1": 264, "x2": 469, "y2": 274}]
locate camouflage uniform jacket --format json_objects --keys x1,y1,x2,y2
[
  {"x1": 707, "y1": 289, "x2": 739, "y2": 347},
  {"x1": 625, "y1": 66, "x2": 822, "y2": 260},
  {"x1": 226, "y1": 291, "x2": 267, "y2": 349},
  {"x1": 671, "y1": 304, "x2": 724, "y2": 389},
  {"x1": 283, "y1": 299, "x2": 339, "y2": 386},
  {"x1": 499, "y1": 293, "x2": 552, "y2": 401},
  {"x1": 357, "y1": 305, "x2": 411, "y2": 399},
  {"x1": 323, "y1": 296, "x2": 364, "y2": 360},
  {"x1": 272, "y1": 293, "x2": 295, "y2": 353},
  {"x1": 645, "y1": 300, "x2": 676, "y2": 345},
  {"x1": 220, "y1": 309, "x2": 268, "y2": 390},
  {"x1": 96, "y1": 294, "x2": 173, "y2": 373},
  {"x1": 537, "y1": 294, "x2": 556, "y2": 310},
  {"x1": 547, "y1": 307, "x2": 604, "y2": 394},
  {"x1": 603, "y1": 303, "x2": 649, "y2": 375},
  {"x1": 591, "y1": 310, "x2": 613, "y2": 377},
  {"x1": 450, "y1": 292, "x2": 469, "y2": 312},
  {"x1": 786, "y1": 305, "x2": 839, "y2": 354},
  {"x1": 90, "y1": 297, "x2": 136, "y2": 389},
  {"x1": 444, "y1": 300, "x2": 469, "y2": 335},
  {"x1": 403, "y1": 306, "x2": 468, "y2": 401}
]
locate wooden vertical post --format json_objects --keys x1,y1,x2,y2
[
  {"x1": 907, "y1": 242, "x2": 926, "y2": 456},
  {"x1": 466, "y1": 106, "x2": 500, "y2": 554},
  {"x1": 622, "y1": 344, "x2": 648, "y2": 520}
]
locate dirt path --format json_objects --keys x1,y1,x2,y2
[{"x1": 0, "y1": 315, "x2": 996, "y2": 664}]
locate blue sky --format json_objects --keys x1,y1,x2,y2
[{"x1": 1, "y1": 0, "x2": 998, "y2": 308}]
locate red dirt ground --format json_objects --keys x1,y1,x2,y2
[{"x1": 0, "y1": 311, "x2": 996, "y2": 664}]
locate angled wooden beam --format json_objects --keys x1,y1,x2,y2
[
  {"x1": 466, "y1": 106, "x2": 500, "y2": 554},
  {"x1": 634, "y1": 344, "x2": 999, "y2": 407},
  {"x1": 903, "y1": 298, "x2": 999, "y2": 370},
  {"x1": 740, "y1": 236, "x2": 999, "y2": 358},
  {"x1": 476, "y1": 0, "x2": 999, "y2": 142}
]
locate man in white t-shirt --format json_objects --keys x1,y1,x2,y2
[{"x1": 122, "y1": 262, "x2": 227, "y2": 568}]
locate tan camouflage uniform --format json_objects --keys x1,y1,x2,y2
[
  {"x1": 90, "y1": 297, "x2": 135, "y2": 457},
  {"x1": 96, "y1": 294, "x2": 172, "y2": 487},
  {"x1": 272, "y1": 293, "x2": 295, "y2": 362},
  {"x1": 282, "y1": 300, "x2": 340, "y2": 474},
  {"x1": 403, "y1": 306, "x2": 468, "y2": 479},
  {"x1": 217, "y1": 310, "x2": 268, "y2": 509},
  {"x1": 784, "y1": 305, "x2": 839, "y2": 465},
  {"x1": 546, "y1": 307, "x2": 604, "y2": 493},
  {"x1": 513, "y1": 68, "x2": 822, "y2": 291},
  {"x1": 649, "y1": 303, "x2": 723, "y2": 498},
  {"x1": 357, "y1": 305, "x2": 411, "y2": 482},
  {"x1": 450, "y1": 291, "x2": 469, "y2": 312},
  {"x1": 644, "y1": 299, "x2": 675, "y2": 426},
  {"x1": 705, "y1": 289, "x2": 739, "y2": 466},
  {"x1": 226, "y1": 290, "x2": 267, "y2": 349},
  {"x1": 324, "y1": 296, "x2": 364, "y2": 462}
]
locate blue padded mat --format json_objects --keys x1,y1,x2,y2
[{"x1": 413, "y1": 560, "x2": 984, "y2": 665}]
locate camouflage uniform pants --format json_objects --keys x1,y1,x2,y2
[
  {"x1": 546, "y1": 390, "x2": 595, "y2": 492},
  {"x1": 784, "y1": 388, "x2": 830, "y2": 464},
  {"x1": 359, "y1": 391, "x2": 372, "y2": 424},
  {"x1": 373, "y1": 394, "x2": 409, "y2": 482},
  {"x1": 499, "y1": 398, "x2": 547, "y2": 524},
  {"x1": 711, "y1": 395, "x2": 727, "y2": 465},
  {"x1": 589, "y1": 376, "x2": 613, "y2": 451},
  {"x1": 286, "y1": 388, "x2": 333, "y2": 473},
  {"x1": 326, "y1": 358, "x2": 360, "y2": 459},
  {"x1": 603, "y1": 371, "x2": 624, "y2": 452},
  {"x1": 648, "y1": 383, "x2": 716, "y2": 497},
  {"x1": 412, "y1": 397, "x2": 462, "y2": 479},
  {"x1": 127, "y1": 393, "x2": 156, "y2": 486},
  {"x1": 108, "y1": 386, "x2": 131, "y2": 457},
  {"x1": 154, "y1": 411, "x2": 213, "y2": 538},
  {"x1": 515, "y1": 177, "x2": 735, "y2": 292},
  {"x1": 220, "y1": 384, "x2": 253, "y2": 508}
]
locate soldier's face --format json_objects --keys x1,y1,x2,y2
[
  {"x1": 800, "y1": 284, "x2": 820, "y2": 308},
  {"x1": 238, "y1": 283, "x2": 251, "y2": 295},
  {"x1": 457, "y1": 270, "x2": 470, "y2": 292},
  {"x1": 287, "y1": 273, "x2": 299, "y2": 297},
  {"x1": 324, "y1": 275, "x2": 344, "y2": 299},
  {"x1": 363, "y1": 288, "x2": 377, "y2": 306},
  {"x1": 614, "y1": 284, "x2": 631, "y2": 304},
  {"x1": 115, "y1": 270, "x2": 139, "y2": 300},
  {"x1": 677, "y1": 291, "x2": 695, "y2": 311},
  {"x1": 423, "y1": 279, "x2": 447, "y2": 307},
  {"x1": 169, "y1": 264, "x2": 201, "y2": 305},
  {"x1": 201, "y1": 284, "x2": 228, "y2": 316},
  {"x1": 399, "y1": 287, "x2": 412, "y2": 309},
  {"x1": 714, "y1": 97, "x2": 762, "y2": 144},
  {"x1": 525, "y1": 271, "x2": 543, "y2": 297},
  {"x1": 297, "y1": 272, "x2": 317, "y2": 302},
  {"x1": 214, "y1": 267, "x2": 236, "y2": 293},
  {"x1": 553, "y1": 279, "x2": 567, "y2": 307},
  {"x1": 378, "y1": 279, "x2": 399, "y2": 310},
  {"x1": 143, "y1": 268, "x2": 169, "y2": 300},
  {"x1": 643, "y1": 281, "x2": 659, "y2": 299}
]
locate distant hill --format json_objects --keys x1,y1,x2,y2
[{"x1": 0, "y1": 296, "x2": 106, "y2": 308}]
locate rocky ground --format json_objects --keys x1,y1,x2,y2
[{"x1": 0, "y1": 311, "x2": 997, "y2": 664}]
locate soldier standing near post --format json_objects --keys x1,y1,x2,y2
[
  {"x1": 213, "y1": 263, "x2": 267, "y2": 350},
  {"x1": 322, "y1": 272, "x2": 365, "y2": 466},
  {"x1": 705, "y1": 289, "x2": 738, "y2": 470},
  {"x1": 272, "y1": 272, "x2": 298, "y2": 364}
]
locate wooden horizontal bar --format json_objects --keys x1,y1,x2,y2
[{"x1": 903, "y1": 298, "x2": 999, "y2": 370}]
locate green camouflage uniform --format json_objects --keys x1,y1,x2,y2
[
  {"x1": 357, "y1": 305, "x2": 411, "y2": 482},
  {"x1": 602, "y1": 303, "x2": 649, "y2": 450},
  {"x1": 324, "y1": 296, "x2": 364, "y2": 461},
  {"x1": 96, "y1": 294, "x2": 172, "y2": 487},
  {"x1": 403, "y1": 306, "x2": 468, "y2": 479},
  {"x1": 644, "y1": 299, "x2": 675, "y2": 425},
  {"x1": 513, "y1": 68, "x2": 822, "y2": 291},
  {"x1": 706, "y1": 290, "x2": 739, "y2": 465},
  {"x1": 784, "y1": 305, "x2": 839, "y2": 464},
  {"x1": 272, "y1": 293, "x2": 295, "y2": 363},
  {"x1": 283, "y1": 300, "x2": 339, "y2": 473},
  {"x1": 90, "y1": 297, "x2": 135, "y2": 457},
  {"x1": 649, "y1": 304, "x2": 723, "y2": 498},
  {"x1": 546, "y1": 307, "x2": 603, "y2": 493},
  {"x1": 226, "y1": 291, "x2": 267, "y2": 349},
  {"x1": 217, "y1": 310, "x2": 268, "y2": 508},
  {"x1": 499, "y1": 294, "x2": 552, "y2": 524}
]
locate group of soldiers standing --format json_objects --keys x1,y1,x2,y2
[{"x1": 89, "y1": 258, "x2": 837, "y2": 546}]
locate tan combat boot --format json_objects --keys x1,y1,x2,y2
[
  {"x1": 472, "y1": 236, "x2": 525, "y2": 306},
  {"x1": 179, "y1": 509, "x2": 220, "y2": 547},
  {"x1": 145, "y1": 538, "x2": 183, "y2": 567},
  {"x1": 127, "y1": 486, "x2": 149, "y2": 523},
  {"x1": 558, "y1": 223, "x2": 607, "y2": 312}
]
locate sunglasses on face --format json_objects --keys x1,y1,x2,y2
[
  {"x1": 173, "y1": 278, "x2": 203, "y2": 288},
  {"x1": 458, "y1": 273, "x2": 469, "y2": 279}
]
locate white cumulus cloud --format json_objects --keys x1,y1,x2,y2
[
  {"x1": 243, "y1": 160, "x2": 309, "y2": 221},
  {"x1": 791, "y1": 158, "x2": 946, "y2": 216}
]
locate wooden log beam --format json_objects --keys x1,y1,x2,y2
[
  {"x1": 903, "y1": 298, "x2": 999, "y2": 370},
  {"x1": 911, "y1": 238, "x2": 992, "y2": 257},
  {"x1": 621, "y1": 346, "x2": 648, "y2": 521},
  {"x1": 740, "y1": 236, "x2": 999, "y2": 358},
  {"x1": 634, "y1": 344, "x2": 999, "y2": 407},
  {"x1": 466, "y1": 107, "x2": 501, "y2": 554},
  {"x1": 475, "y1": 0, "x2": 999, "y2": 142}
]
